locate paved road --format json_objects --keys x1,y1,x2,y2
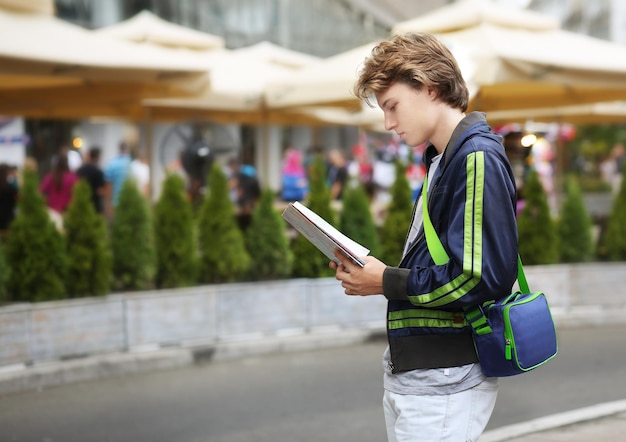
[{"x1": 1, "y1": 324, "x2": 626, "y2": 442}]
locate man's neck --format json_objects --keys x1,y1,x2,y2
[{"x1": 431, "y1": 106, "x2": 466, "y2": 154}]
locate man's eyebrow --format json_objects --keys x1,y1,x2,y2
[{"x1": 380, "y1": 97, "x2": 392, "y2": 109}]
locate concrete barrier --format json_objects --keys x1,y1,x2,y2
[{"x1": 1, "y1": 262, "x2": 625, "y2": 369}]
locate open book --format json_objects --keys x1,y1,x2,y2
[{"x1": 282, "y1": 201, "x2": 370, "y2": 267}]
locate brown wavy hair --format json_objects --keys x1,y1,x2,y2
[
  {"x1": 354, "y1": 33, "x2": 469, "y2": 111},
  {"x1": 52, "y1": 154, "x2": 70, "y2": 190}
]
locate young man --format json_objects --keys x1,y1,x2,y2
[{"x1": 331, "y1": 33, "x2": 519, "y2": 441}]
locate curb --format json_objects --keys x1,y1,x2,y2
[
  {"x1": 0, "y1": 327, "x2": 383, "y2": 397},
  {"x1": 0, "y1": 347, "x2": 193, "y2": 396},
  {"x1": 481, "y1": 399, "x2": 626, "y2": 441}
]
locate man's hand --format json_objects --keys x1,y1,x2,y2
[{"x1": 330, "y1": 249, "x2": 386, "y2": 296}]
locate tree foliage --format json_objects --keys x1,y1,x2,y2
[
  {"x1": 245, "y1": 188, "x2": 293, "y2": 280},
  {"x1": 339, "y1": 182, "x2": 380, "y2": 257},
  {"x1": 557, "y1": 175, "x2": 594, "y2": 263},
  {"x1": 64, "y1": 179, "x2": 111, "y2": 296},
  {"x1": 110, "y1": 178, "x2": 156, "y2": 290},
  {"x1": 154, "y1": 173, "x2": 198, "y2": 288},
  {"x1": 6, "y1": 170, "x2": 67, "y2": 301},
  {"x1": 379, "y1": 161, "x2": 413, "y2": 265},
  {"x1": 601, "y1": 171, "x2": 626, "y2": 261},
  {"x1": 291, "y1": 156, "x2": 335, "y2": 277},
  {"x1": 198, "y1": 162, "x2": 250, "y2": 283},
  {"x1": 518, "y1": 169, "x2": 558, "y2": 265},
  {"x1": 0, "y1": 240, "x2": 10, "y2": 303}
]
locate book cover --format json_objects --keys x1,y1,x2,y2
[{"x1": 282, "y1": 201, "x2": 370, "y2": 267}]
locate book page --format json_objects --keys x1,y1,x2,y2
[{"x1": 282, "y1": 202, "x2": 370, "y2": 267}]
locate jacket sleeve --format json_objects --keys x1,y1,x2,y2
[{"x1": 384, "y1": 147, "x2": 519, "y2": 309}]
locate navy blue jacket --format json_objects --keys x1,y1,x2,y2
[{"x1": 382, "y1": 112, "x2": 519, "y2": 373}]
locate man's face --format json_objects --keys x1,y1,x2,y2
[{"x1": 376, "y1": 82, "x2": 437, "y2": 148}]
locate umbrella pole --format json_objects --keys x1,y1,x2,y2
[
  {"x1": 554, "y1": 120, "x2": 566, "y2": 214},
  {"x1": 142, "y1": 107, "x2": 154, "y2": 202}
]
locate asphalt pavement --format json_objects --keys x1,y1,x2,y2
[{"x1": 1, "y1": 309, "x2": 626, "y2": 441}]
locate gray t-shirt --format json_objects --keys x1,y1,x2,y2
[{"x1": 383, "y1": 153, "x2": 487, "y2": 395}]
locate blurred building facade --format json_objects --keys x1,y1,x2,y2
[
  {"x1": 529, "y1": 0, "x2": 626, "y2": 44},
  {"x1": 54, "y1": 0, "x2": 398, "y2": 57},
  {"x1": 54, "y1": 0, "x2": 626, "y2": 56}
]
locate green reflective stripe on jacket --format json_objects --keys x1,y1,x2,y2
[
  {"x1": 388, "y1": 308, "x2": 468, "y2": 329},
  {"x1": 408, "y1": 152, "x2": 485, "y2": 307}
]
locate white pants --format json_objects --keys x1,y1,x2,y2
[{"x1": 383, "y1": 378, "x2": 498, "y2": 442}]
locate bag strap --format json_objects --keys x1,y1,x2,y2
[
  {"x1": 421, "y1": 174, "x2": 450, "y2": 266},
  {"x1": 421, "y1": 173, "x2": 529, "y2": 335}
]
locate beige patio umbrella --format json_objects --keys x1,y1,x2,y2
[
  {"x1": 0, "y1": 0, "x2": 52, "y2": 14},
  {"x1": 264, "y1": 41, "x2": 380, "y2": 111},
  {"x1": 487, "y1": 101, "x2": 626, "y2": 125},
  {"x1": 392, "y1": 0, "x2": 626, "y2": 112},
  {"x1": 94, "y1": 10, "x2": 224, "y2": 51},
  {"x1": 143, "y1": 41, "x2": 326, "y2": 125},
  {"x1": 93, "y1": 10, "x2": 322, "y2": 124},
  {"x1": 0, "y1": 4, "x2": 211, "y2": 119},
  {"x1": 268, "y1": 0, "x2": 626, "y2": 117},
  {"x1": 95, "y1": 12, "x2": 321, "y2": 124}
]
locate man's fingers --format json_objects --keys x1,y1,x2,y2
[{"x1": 333, "y1": 249, "x2": 352, "y2": 267}]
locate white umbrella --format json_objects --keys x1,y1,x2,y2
[
  {"x1": 392, "y1": 0, "x2": 626, "y2": 112},
  {"x1": 144, "y1": 41, "x2": 323, "y2": 125},
  {"x1": 0, "y1": 6, "x2": 211, "y2": 118},
  {"x1": 0, "y1": 0, "x2": 52, "y2": 14},
  {"x1": 94, "y1": 10, "x2": 224, "y2": 51},
  {"x1": 487, "y1": 101, "x2": 626, "y2": 125},
  {"x1": 267, "y1": 0, "x2": 626, "y2": 118},
  {"x1": 264, "y1": 41, "x2": 380, "y2": 110}
]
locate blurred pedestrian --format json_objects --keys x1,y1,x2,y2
[
  {"x1": 104, "y1": 141, "x2": 132, "y2": 216},
  {"x1": 347, "y1": 144, "x2": 374, "y2": 196},
  {"x1": 76, "y1": 147, "x2": 106, "y2": 213},
  {"x1": 610, "y1": 142, "x2": 624, "y2": 194},
  {"x1": 280, "y1": 148, "x2": 308, "y2": 202},
  {"x1": 130, "y1": 149, "x2": 151, "y2": 198},
  {"x1": 327, "y1": 148, "x2": 348, "y2": 200},
  {"x1": 0, "y1": 163, "x2": 18, "y2": 235},
  {"x1": 236, "y1": 162, "x2": 261, "y2": 230},
  {"x1": 67, "y1": 148, "x2": 83, "y2": 172},
  {"x1": 372, "y1": 140, "x2": 397, "y2": 205},
  {"x1": 39, "y1": 153, "x2": 79, "y2": 214},
  {"x1": 52, "y1": 145, "x2": 82, "y2": 173}
]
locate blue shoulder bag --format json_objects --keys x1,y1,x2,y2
[{"x1": 421, "y1": 174, "x2": 558, "y2": 377}]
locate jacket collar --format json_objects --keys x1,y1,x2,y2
[{"x1": 424, "y1": 111, "x2": 487, "y2": 169}]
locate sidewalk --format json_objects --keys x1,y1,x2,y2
[{"x1": 481, "y1": 399, "x2": 626, "y2": 441}]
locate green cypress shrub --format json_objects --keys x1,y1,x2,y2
[
  {"x1": 245, "y1": 188, "x2": 293, "y2": 280},
  {"x1": 0, "y1": 240, "x2": 9, "y2": 304},
  {"x1": 110, "y1": 178, "x2": 156, "y2": 290},
  {"x1": 198, "y1": 162, "x2": 250, "y2": 283},
  {"x1": 601, "y1": 170, "x2": 626, "y2": 261},
  {"x1": 557, "y1": 175, "x2": 594, "y2": 263},
  {"x1": 6, "y1": 170, "x2": 67, "y2": 302},
  {"x1": 64, "y1": 179, "x2": 111, "y2": 297},
  {"x1": 291, "y1": 156, "x2": 335, "y2": 277},
  {"x1": 339, "y1": 182, "x2": 380, "y2": 257},
  {"x1": 518, "y1": 169, "x2": 559, "y2": 265},
  {"x1": 154, "y1": 173, "x2": 198, "y2": 288},
  {"x1": 379, "y1": 160, "x2": 413, "y2": 265}
]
